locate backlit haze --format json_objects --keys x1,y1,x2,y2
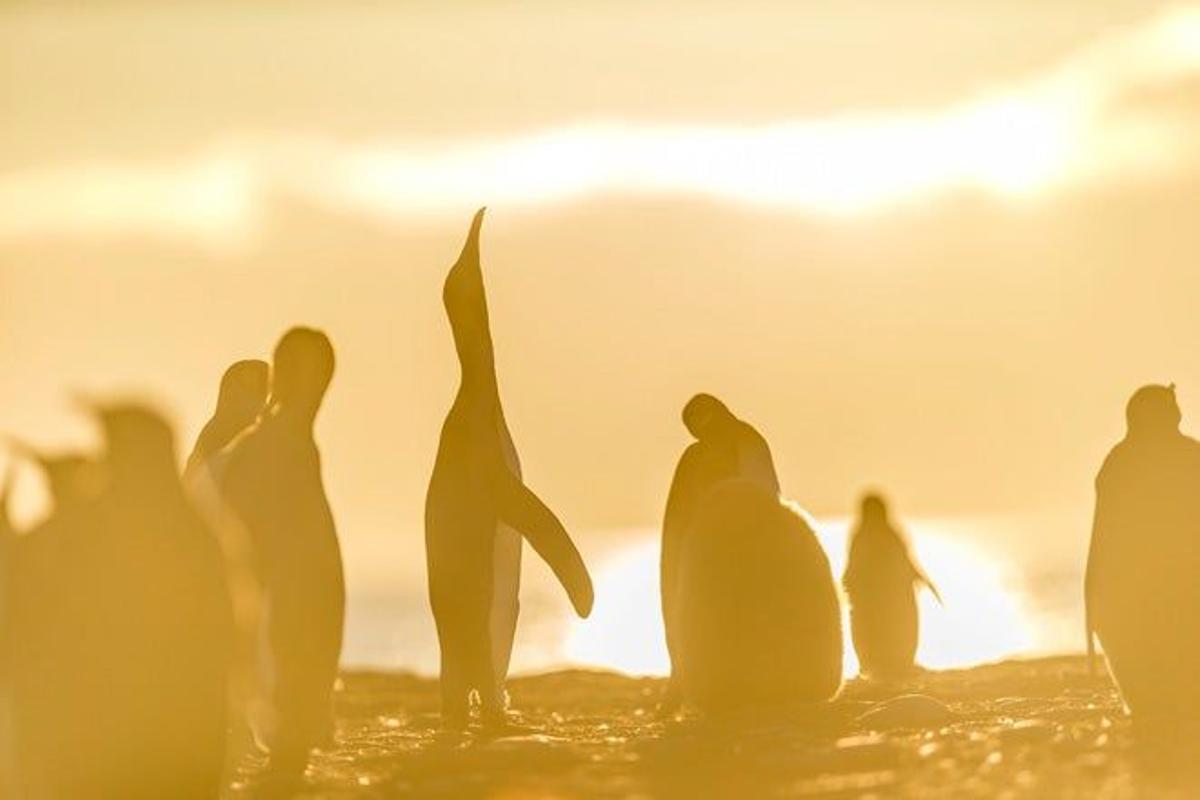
[{"x1": 3, "y1": 1, "x2": 1200, "y2": 677}]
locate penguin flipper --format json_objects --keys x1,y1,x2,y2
[
  {"x1": 1084, "y1": 554, "x2": 1098, "y2": 678},
  {"x1": 0, "y1": 467, "x2": 13, "y2": 540},
  {"x1": 908, "y1": 557, "x2": 943, "y2": 606},
  {"x1": 1085, "y1": 611, "x2": 1097, "y2": 678},
  {"x1": 921, "y1": 573, "x2": 944, "y2": 606},
  {"x1": 497, "y1": 471, "x2": 594, "y2": 618}
]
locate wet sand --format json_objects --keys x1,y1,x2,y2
[{"x1": 228, "y1": 656, "x2": 1168, "y2": 798}]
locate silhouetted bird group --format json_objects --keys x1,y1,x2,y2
[
  {"x1": 1, "y1": 329, "x2": 343, "y2": 797},
  {"x1": 4, "y1": 405, "x2": 234, "y2": 799},
  {"x1": 0, "y1": 208, "x2": 1194, "y2": 796}
]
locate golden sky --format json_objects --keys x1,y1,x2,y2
[{"x1": 3, "y1": 1, "x2": 1200, "y2": 669}]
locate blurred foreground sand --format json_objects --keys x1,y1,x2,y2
[{"x1": 229, "y1": 656, "x2": 1161, "y2": 798}]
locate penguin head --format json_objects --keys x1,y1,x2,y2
[
  {"x1": 36, "y1": 454, "x2": 101, "y2": 510},
  {"x1": 442, "y1": 208, "x2": 491, "y2": 351},
  {"x1": 859, "y1": 492, "x2": 889, "y2": 525},
  {"x1": 216, "y1": 359, "x2": 269, "y2": 426},
  {"x1": 682, "y1": 393, "x2": 733, "y2": 440},
  {"x1": 89, "y1": 402, "x2": 179, "y2": 486},
  {"x1": 270, "y1": 327, "x2": 335, "y2": 420},
  {"x1": 5, "y1": 439, "x2": 102, "y2": 510},
  {"x1": 1125, "y1": 384, "x2": 1181, "y2": 438}
]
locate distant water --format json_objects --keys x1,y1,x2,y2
[{"x1": 342, "y1": 511, "x2": 1087, "y2": 678}]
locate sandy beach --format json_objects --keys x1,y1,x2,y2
[{"x1": 225, "y1": 655, "x2": 1159, "y2": 799}]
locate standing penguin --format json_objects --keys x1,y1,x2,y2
[
  {"x1": 1086, "y1": 384, "x2": 1200, "y2": 752},
  {"x1": 218, "y1": 328, "x2": 345, "y2": 776},
  {"x1": 843, "y1": 493, "x2": 941, "y2": 681},
  {"x1": 182, "y1": 358, "x2": 271, "y2": 775},
  {"x1": 8, "y1": 404, "x2": 233, "y2": 799},
  {"x1": 4, "y1": 442, "x2": 114, "y2": 797},
  {"x1": 2, "y1": 452, "x2": 94, "y2": 798},
  {"x1": 183, "y1": 359, "x2": 269, "y2": 481},
  {"x1": 91, "y1": 404, "x2": 235, "y2": 798},
  {"x1": 677, "y1": 480, "x2": 843, "y2": 716},
  {"x1": 0, "y1": 471, "x2": 14, "y2": 799},
  {"x1": 0, "y1": 469, "x2": 12, "y2": 623},
  {"x1": 426, "y1": 209, "x2": 593, "y2": 730},
  {"x1": 660, "y1": 394, "x2": 779, "y2": 713}
]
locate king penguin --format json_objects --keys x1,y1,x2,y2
[
  {"x1": 659, "y1": 393, "x2": 780, "y2": 713},
  {"x1": 184, "y1": 358, "x2": 269, "y2": 482},
  {"x1": 217, "y1": 328, "x2": 345, "y2": 777},
  {"x1": 425, "y1": 209, "x2": 594, "y2": 729},
  {"x1": 181, "y1": 359, "x2": 271, "y2": 776},
  {"x1": 8, "y1": 404, "x2": 233, "y2": 799},
  {"x1": 677, "y1": 480, "x2": 843, "y2": 717},
  {"x1": 1086, "y1": 384, "x2": 1200, "y2": 761},
  {"x1": 843, "y1": 493, "x2": 941, "y2": 681}
]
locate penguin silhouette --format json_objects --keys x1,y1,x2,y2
[
  {"x1": 94, "y1": 404, "x2": 234, "y2": 798},
  {"x1": 0, "y1": 468, "x2": 12, "y2": 613},
  {"x1": 4, "y1": 440, "x2": 101, "y2": 516},
  {"x1": 426, "y1": 209, "x2": 593, "y2": 730},
  {"x1": 9, "y1": 404, "x2": 233, "y2": 798},
  {"x1": 3, "y1": 443, "x2": 105, "y2": 798},
  {"x1": 660, "y1": 394, "x2": 779, "y2": 713},
  {"x1": 843, "y1": 493, "x2": 941, "y2": 681},
  {"x1": 676, "y1": 480, "x2": 843, "y2": 716},
  {"x1": 181, "y1": 359, "x2": 271, "y2": 778},
  {"x1": 217, "y1": 328, "x2": 346, "y2": 777},
  {"x1": 0, "y1": 443, "x2": 97, "y2": 783},
  {"x1": 183, "y1": 359, "x2": 269, "y2": 481},
  {"x1": 1086, "y1": 384, "x2": 1200, "y2": 757},
  {"x1": 4, "y1": 498, "x2": 71, "y2": 799},
  {"x1": 0, "y1": 470, "x2": 14, "y2": 798}
]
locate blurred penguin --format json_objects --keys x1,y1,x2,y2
[
  {"x1": 3, "y1": 444, "x2": 103, "y2": 798},
  {"x1": 218, "y1": 328, "x2": 345, "y2": 777},
  {"x1": 0, "y1": 443, "x2": 99, "y2": 743},
  {"x1": 90, "y1": 404, "x2": 233, "y2": 798},
  {"x1": 0, "y1": 468, "x2": 12, "y2": 617},
  {"x1": 10, "y1": 404, "x2": 233, "y2": 798},
  {"x1": 183, "y1": 359, "x2": 269, "y2": 482},
  {"x1": 677, "y1": 480, "x2": 843, "y2": 717},
  {"x1": 5, "y1": 441, "x2": 101, "y2": 517},
  {"x1": 1086, "y1": 384, "x2": 1200, "y2": 765},
  {"x1": 843, "y1": 493, "x2": 941, "y2": 681},
  {"x1": 660, "y1": 394, "x2": 779, "y2": 713},
  {"x1": 0, "y1": 468, "x2": 16, "y2": 797}
]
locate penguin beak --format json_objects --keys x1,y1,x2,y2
[
  {"x1": 455, "y1": 207, "x2": 487, "y2": 268},
  {"x1": 2, "y1": 437, "x2": 52, "y2": 474},
  {"x1": 70, "y1": 391, "x2": 108, "y2": 420},
  {"x1": 3, "y1": 436, "x2": 37, "y2": 460}
]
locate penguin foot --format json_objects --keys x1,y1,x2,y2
[
  {"x1": 656, "y1": 686, "x2": 684, "y2": 720},
  {"x1": 265, "y1": 750, "x2": 309, "y2": 779},
  {"x1": 439, "y1": 709, "x2": 470, "y2": 733},
  {"x1": 479, "y1": 709, "x2": 538, "y2": 736},
  {"x1": 252, "y1": 757, "x2": 308, "y2": 800}
]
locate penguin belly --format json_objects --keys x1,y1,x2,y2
[
  {"x1": 1094, "y1": 562, "x2": 1200, "y2": 721},
  {"x1": 425, "y1": 466, "x2": 494, "y2": 646},
  {"x1": 425, "y1": 440, "x2": 508, "y2": 726},
  {"x1": 678, "y1": 481, "x2": 842, "y2": 716},
  {"x1": 849, "y1": 588, "x2": 918, "y2": 680},
  {"x1": 489, "y1": 522, "x2": 522, "y2": 688}
]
